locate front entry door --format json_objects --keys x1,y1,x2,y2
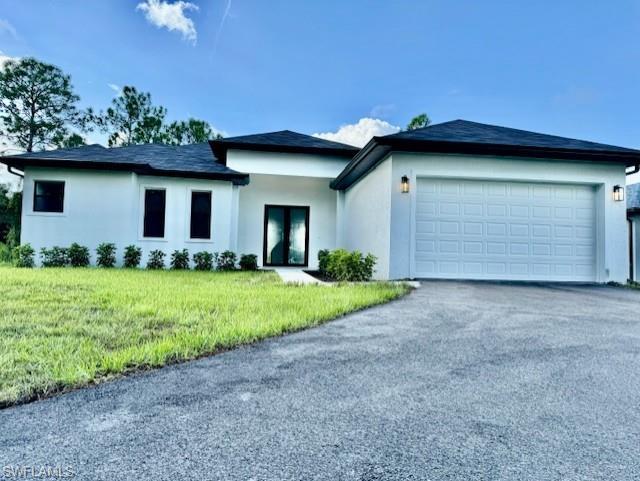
[{"x1": 263, "y1": 205, "x2": 310, "y2": 266}]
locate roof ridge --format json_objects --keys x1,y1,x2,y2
[
  {"x1": 457, "y1": 119, "x2": 638, "y2": 151},
  {"x1": 383, "y1": 119, "x2": 640, "y2": 153}
]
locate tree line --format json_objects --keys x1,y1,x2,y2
[
  {"x1": 0, "y1": 57, "x2": 219, "y2": 153},
  {"x1": 0, "y1": 57, "x2": 432, "y2": 155}
]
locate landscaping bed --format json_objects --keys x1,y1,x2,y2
[{"x1": 0, "y1": 267, "x2": 409, "y2": 407}]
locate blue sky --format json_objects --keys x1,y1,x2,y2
[{"x1": 1, "y1": 0, "x2": 639, "y2": 150}]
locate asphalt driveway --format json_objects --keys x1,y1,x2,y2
[{"x1": 2, "y1": 282, "x2": 640, "y2": 480}]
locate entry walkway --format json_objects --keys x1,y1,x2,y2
[{"x1": 273, "y1": 267, "x2": 325, "y2": 284}]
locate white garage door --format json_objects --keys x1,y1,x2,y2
[{"x1": 414, "y1": 178, "x2": 597, "y2": 281}]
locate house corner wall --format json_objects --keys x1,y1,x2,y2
[
  {"x1": 229, "y1": 185, "x2": 240, "y2": 252},
  {"x1": 342, "y1": 157, "x2": 392, "y2": 279},
  {"x1": 335, "y1": 190, "x2": 346, "y2": 248},
  {"x1": 599, "y1": 180, "x2": 629, "y2": 283}
]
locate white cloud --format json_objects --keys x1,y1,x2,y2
[
  {"x1": 108, "y1": 83, "x2": 122, "y2": 96},
  {"x1": 0, "y1": 19, "x2": 17, "y2": 38},
  {"x1": 313, "y1": 118, "x2": 401, "y2": 148},
  {"x1": 136, "y1": 0, "x2": 199, "y2": 44},
  {"x1": 213, "y1": 0, "x2": 232, "y2": 52}
]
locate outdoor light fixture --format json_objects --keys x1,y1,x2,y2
[
  {"x1": 401, "y1": 175, "x2": 410, "y2": 194},
  {"x1": 613, "y1": 185, "x2": 625, "y2": 202}
]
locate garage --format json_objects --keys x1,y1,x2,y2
[{"x1": 414, "y1": 178, "x2": 597, "y2": 281}]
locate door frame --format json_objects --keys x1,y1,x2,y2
[{"x1": 263, "y1": 204, "x2": 310, "y2": 267}]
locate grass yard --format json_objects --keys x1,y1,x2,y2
[{"x1": 0, "y1": 267, "x2": 409, "y2": 407}]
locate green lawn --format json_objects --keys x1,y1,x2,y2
[{"x1": 0, "y1": 267, "x2": 409, "y2": 407}]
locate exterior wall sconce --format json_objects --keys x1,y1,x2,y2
[
  {"x1": 613, "y1": 185, "x2": 625, "y2": 202},
  {"x1": 401, "y1": 175, "x2": 410, "y2": 194}
]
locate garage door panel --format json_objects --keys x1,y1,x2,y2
[{"x1": 414, "y1": 178, "x2": 597, "y2": 281}]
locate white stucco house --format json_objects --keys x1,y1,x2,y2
[
  {"x1": 2, "y1": 119, "x2": 640, "y2": 282},
  {"x1": 628, "y1": 183, "x2": 640, "y2": 282}
]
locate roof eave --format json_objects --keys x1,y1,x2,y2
[
  {"x1": 330, "y1": 137, "x2": 389, "y2": 190},
  {"x1": 1, "y1": 157, "x2": 250, "y2": 186},
  {"x1": 381, "y1": 139, "x2": 640, "y2": 165},
  {"x1": 628, "y1": 207, "x2": 640, "y2": 217},
  {"x1": 331, "y1": 138, "x2": 640, "y2": 191}
]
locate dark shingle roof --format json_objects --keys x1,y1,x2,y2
[
  {"x1": 210, "y1": 130, "x2": 358, "y2": 164},
  {"x1": 1, "y1": 143, "x2": 249, "y2": 184},
  {"x1": 628, "y1": 183, "x2": 640, "y2": 212},
  {"x1": 385, "y1": 120, "x2": 640, "y2": 154},
  {"x1": 331, "y1": 120, "x2": 640, "y2": 190}
]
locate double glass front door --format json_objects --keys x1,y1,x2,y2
[{"x1": 264, "y1": 205, "x2": 309, "y2": 266}]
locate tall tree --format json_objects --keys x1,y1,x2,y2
[
  {"x1": 0, "y1": 58, "x2": 83, "y2": 152},
  {"x1": 93, "y1": 86, "x2": 167, "y2": 146},
  {"x1": 406, "y1": 113, "x2": 431, "y2": 131},
  {"x1": 53, "y1": 132, "x2": 86, "y2": 149},
  {"x1": 162, "y1": 118, "x2": 222, "y2": 145}
]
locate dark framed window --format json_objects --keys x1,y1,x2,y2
[
  {"x1": 33, "y1": 181, "x2": 65, "y2": 213},
  {"x1": 190, "y1": 191, "x2": 212, "y2": 239},
  {"x1": 143, "y1": 189, "x2": 166, "y2": 238}
]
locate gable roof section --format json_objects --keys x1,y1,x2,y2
[
  {"x1": 628, "y1": 183, "x2": 640, "y2": 215},
  {"x1": 331, "y1": 120, "x2": 640, "y2": 190},
  {"x1": 1, "y1": 143, "x2": 249, "y2": 185},
  {"x1": 210, "y1": 130, "x2": 358, "y2": 165}
]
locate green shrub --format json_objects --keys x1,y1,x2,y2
[
  {"x1": 40, "y1": 247, "x2": 69, "y2": 267},
  {"x1": 214, "y1": 250, "x2": 237, "y2": 271},
  {"x1": 96, "y1": 243, "x2": 117, "y2": 268},
  {"x1": 193, "y1": 251, "x2": 213, "y2": 271},
  {"x1": 239, "y1": 254, "x2": 258, "y2": 271},
  {"x1": 5, "y1": 226, "x2": 19, "y2": 250},
  {"x1": 318, "y1": 249, "x2": 330, "y2": 275},
  {"x1": 68, "y1": 243, "x2": 90, "y2": 267},
  {"x1": 123, "y1": 245, "x2": 142, "y2": 268},
  {"x1": 324, "y1": 249, "x2": 377, "y2": 282},
  {"x1": 170, "y1": 249, "x2": 190, "y2": 270},
  {"x1": 13, "y1": 244, "x2": 35, "y2": 268},
  {"x1": 147, "y1": 250, "x2": 165, "y2": 270},
  {"x1": 0, "y1": 242, "x2": 12, "y2": 264}
]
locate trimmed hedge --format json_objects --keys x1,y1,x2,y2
[
  {"x1": 193, "y1": 251, "x2": 213, "y2": 271},
  {"x1": 40, "y1": 247, "x2": 69, "y2": 267},
  {"x1": 318, "y1": 248, "x2": 376, "y2": 282},
  {"x1": 18, "y1": 245, "x2": 259, "y2": 274},
  {"x1": 96, "y1": 243, "x2": 117, "y2": 268},
  {"x1": 171, "y1": 249, "x2": 190, "y2": 270},
  {"x1": 239, "y1": 254, "x2": 258, "y2": 271},
  {"x1": 123, "y1": 245, "x2": 142, "y2": 268},
  {"x1": 147, "y1": 250, "x2": 165, "y2": 270},
  {"x1": 68, "y1": 243, "x2": 90, "y2": 267},
  {"x1": 214, "y1": 250, "x2": 237, "y2": 271}
]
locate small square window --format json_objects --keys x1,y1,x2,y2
[{"x1": 34, "y1": 181, "x2": 65, "y2": 213}]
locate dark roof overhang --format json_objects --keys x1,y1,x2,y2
[
  {"x1": 1, "y1": 156, "x2": 250, "y2": 185},
  {"x1": 331, "y1": 137, "x2": 640, "y2": 191},
  {"x1": 628, "y1": 208, "x2": 640, "y2": 217}
]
